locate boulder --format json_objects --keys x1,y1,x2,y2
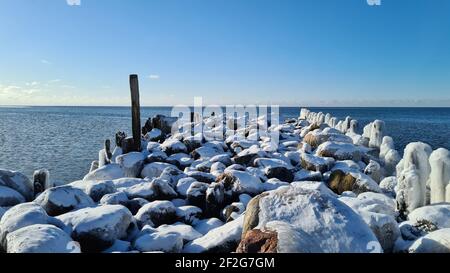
[
  {"x1": 242, "y1": 185, "x2": 380, "y2": 253},
  {"x1": 183, "y1": 215, "x2": 244, "y2": 253},
  {"x1": 116, "y1": 152, "x2": 145, "y2": 178},
  {"x1": 156, "y1": 222, "x2": 203, "y2": 242},
  {"x1": 328, "y1": 170, "x2": 381, "y2": 195},
  {"x1": 6, "y1": 224, "x2": 80, "y2": 253},
  {"x1": 176, "y1": 177, "x2": 198, "y2": 198},
  {"x1": 176, "y1": 205, "x2": 202, "y2": 225},
  {"x1": 219, "y1": 170, "x2": 264, "y2": 196},
  {"x1": 56, "y1": 205, "x2": 134, "y2": 252},
  {"x1": 301, "y1": 153, "x2": 335, "y2": 173},
  {"x1": 83, "y1": 164, "x2": 125, "y2": 182},
  {"x1": 141, "y1": 162, "x2": 178, "y2": 179},
  {"x1": 0, "y1": 185, "x2": 25, "y2": 207},
  {"x1": 34, "y1": 186, "x2": 95, "y2": 216},
  {"x1": 133, "y1": 231, "x2": 183, "y2": 253},
  {"x1": 186, "y1": 182, "x2": 209, "y2": 209},
  {"x1": 99, "y1": 191, "x2": 129, "y2": 205},
  {"x1": 408, "y1": 204, "x2": 450, "y2": 230},
  {"x1": 161, "y1": 139, "x2": 188, "y2": 155},
  {"x1": 134, "y1": 200, "x2": 177, "y2": 228},
  {"x1": 0, "y1": 202, "x2": 69, "y2": 250},
  {"x1": 193, "y1": 218, "x2": 224, "y2": 235},
  {"x1": 0, "y1": 169, "x2": 34, "y2": 201},
  {"x1": 316, "y1": 141, "x2": 362, "y2": 161},
  {"x1": 237, "y1": 221, "x2": 322, "y2": 253},
  {"x1": 409, "y1": 228, "x2": 450, "y2": 253}
]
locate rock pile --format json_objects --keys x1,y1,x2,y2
[{"x1": 0, "y1": 107, "x2": 449, "y2": 253}]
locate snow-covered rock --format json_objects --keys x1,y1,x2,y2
[
  {"x1": 316, "y1": 141, "x2": 362, "y2": 161},
  {"x1": 0, "y1": 185, "x2": 25, "y2": 207},
  {"x1": 176, "y1": 205, "x2": 202, "y2": 225},
  {"x1": 193, "y1": 218, "x2": 224, "y2": 235},
  {"x1": 34, "y1": 185, "x2": 95, "y2": 216},
  {"x1": 220, "y1": 170, "x2": 264, "y2": 196},
  {"x1": 301, "y1": 153, "x2": 335, "y2": 173},
  {"x1": 408, "y1": 204, "x2": 450, "y2": 230},
  {"x1": 183, "y1": 215, "x2": 244, "y2": 253},
  {"x1": 0, "y1": 169, "x2": 34, "y2": 201},
  {"x1": 156, "y1": 222, "x2": 203, "y2": 242},
  {"x1": 6, "y1": 224, "x2": 80, "y2": 253},
  {"x1": 396, "y1": 142, "x2": 432, "y2": 210},
  {"x1": 328, "y1": 170, "x2": 382, "y2": 195},
  {"x1": 57, "y1": 205, "x2": 134, "y2": 252},
  {"x1": 140, "y1": 162, "x2": 178, "y2": 179},
  {"x1": 116, "y1": 152, "x2": 145, "y2": 178},
  {"x1": 242, "y1": 185, "x2": 380, "y2": 253},
  {"x1": 83, "y1": 164, "x2": 125, "y2": 181},
  {"x1": 161, "y1": 139, "x2": 188, "y2": 155},
  {"x1": 409, "y1": 228, "x2": 450, "y2": 253},
  {"x1": 0, "y1": 202, "x2": 69, "y2": 250},
  {"x1": 134, "y1": 200, "x2": 177, "y2": 228},
  {"x1": 429, "y1": 148, "x2": 450, "y2": 204},
  {"x1": 237, "y1": 220, "x2": 322, "y2": 253},
  {"x1": 133, "y1": 231, "x2": 183, "y2": 253}
]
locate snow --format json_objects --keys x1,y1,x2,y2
[
  {"x1": 339, "y1": 192, "x2": 396, "y2": 217},
  {"x1": 0, "y1": 169, "x2": 34, "y2": 201},
  {"x1": 183, "y1": 215, "x2": 244, "y2": 253},
  {"x1": 0, "y1": 185, "x2": 25, "y2": 207},
  {"x1": 429, "y1": 148, "x2": 450, "y2": 204},
  {"x1": 140, "y1": 162, "x2": 178, "y2": 179},
  {"x1": 161, "y1": 139, "x2": 188, "y2": 154},
  {"x1": 316, "y1": 141, "x2": 362, "y2": 161},
  {"x1": 254, "y1": 158, "x2": 293, "y2": 170},
  {"x1": 301, "y1": 153, "x2": 335, "y2": 173},
  {"x1": 133, "y1": 231, "x2": 183, "y2": 253},
  {"x1": 175, "y1": 205, "x2": 202, "y2": 225},
  {"x1": 156, "y1": 222, "x2": 203, "y2": 242},
  {"x1": 121, "y1": 180, "x2": 155, "y2": 200},
  {"x1": 176, "y1": 177, "x2": 197, "y2": 197},
  {"x1": 368, "y1": 120, "x2": 385, "y2": 148},
  {"x1": 253, "y1": 185, "x2": 380, "y2": 253},
  {"x1": 193, "y1": 218, "x2": 224, "y2": 235},
  {"x1": 116, "y1": 152, "x2": 145, "y2": 177},
  {"x1": 99, "y1": 191, "x2": 129, "y2": 205},
  {"x1": 408, "y1": 204, "x2": 450, "y2": 229},
  {"x1": 225, "y1": 170, "x2": 264, "y2": 195},
  {"x1": 379, "y1": 176, "x2": 397, "y2": 197},
  {"x1": 6, "y1": 224, "x2": 80, "y2": 253},
  {"x1": 359, "y1": 211, "x2": 400, "y2": 252},
  {"x1": 396, "y1": 166, "x2": 423, "y2": 215},
  {"x1": 409, "y1": 228, "x2": 450, "y2": 253},
  {"x1": 263, "y1": 220, "x2": 323, "y2": 253},
  {"x1": 0, "y1": 202, "x2": 69, "y2": 249},
  {"x1": 83, "y1": 164, "x2": 125, "y2": 181},
  {"x1": 56, "y1": 205, "x2": 134, "y2": 252},
  {"x1": 396, "y1": 142, "x2": 432, "y2": 208},
  {"x1": 34, "y1": 185, "x2": 95, "y2": 216},
  {"x1": 134, "y1": 200, "x2": 177, "y2": 228}
]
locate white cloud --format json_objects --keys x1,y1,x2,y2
[
  {"x1": 41, "y1": 59, "x2": 51, "y2": 64},
  {"x1": 148, "y1": 75, "x2": 160, "y2": 80}
]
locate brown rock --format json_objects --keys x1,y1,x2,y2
[
  {"x1": 236, "y1": 229, "x2": 278, "y2": 253},
  {"x1": 327, "y1": 170, "x2": 356, "y2": 194}
]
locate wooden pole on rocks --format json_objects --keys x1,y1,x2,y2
[{"x1": 129, "y1": 74, "x2": 141, "y2": 152}]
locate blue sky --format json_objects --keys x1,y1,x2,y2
[{"x1": 0, "y1": 0, "x2": 449, "y2": 106}]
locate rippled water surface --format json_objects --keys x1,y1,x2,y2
[{"x1": 0, "y1": 106, "x2": 449, "y2": 184}]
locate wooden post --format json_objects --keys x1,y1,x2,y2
[{"x1": 129, "y1": 74, "x2": 141, "y2": 151}]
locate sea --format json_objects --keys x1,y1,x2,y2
[{"x1": 1, "y1": 106, "x2": 449, "y2": 184}]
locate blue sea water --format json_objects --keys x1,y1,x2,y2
[{"x1": 0, "y1": 106, "x2": 449, "y2": 184}]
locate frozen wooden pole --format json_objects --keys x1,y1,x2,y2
[{"x1": 129, "y1": 74, "x2": 141, "y2": 151}]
